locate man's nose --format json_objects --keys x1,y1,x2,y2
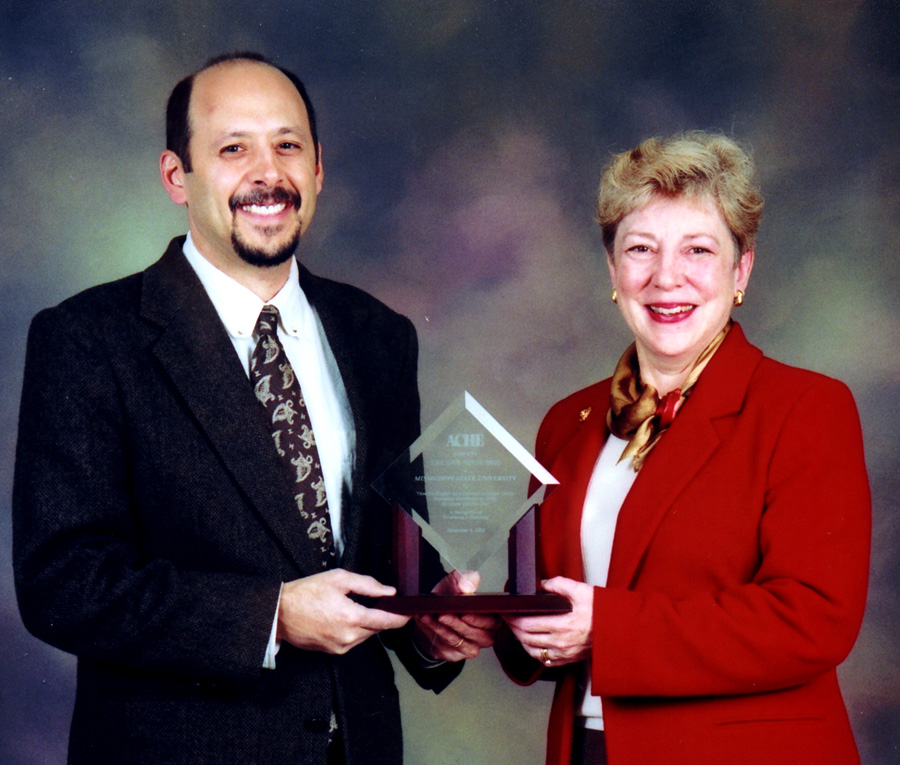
[{"x1": 250, "y1": 148, "x2": 282, "y2": 186}]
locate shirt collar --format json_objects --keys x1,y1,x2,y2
[{"x1": 182, "y1": 232, "x2": 312, "y2": 340}]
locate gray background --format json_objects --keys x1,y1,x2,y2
[{"x1": 2, "y1": 1, "x2": 898, "y2": 763}]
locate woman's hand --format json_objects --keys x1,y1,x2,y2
[
  {"x1": 503, "y1": 577, "x2": 594, "y2": 667},
  {"x1": 414, "y1": 570, "x2": 500, "y2": 662}
]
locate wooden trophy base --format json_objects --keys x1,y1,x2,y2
[
  {"x1": 374, "y1": 505, "x2": 571, "y2": 615},
  {"x1": 374, "y1": 592, "x2": 570, "y2": 615}
]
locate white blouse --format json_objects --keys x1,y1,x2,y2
[{"x1": 578, "y1": 434, "x2": 638, "y2": 730}]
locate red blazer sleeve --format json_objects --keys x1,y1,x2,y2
[{"x1": 495, "y1": 382, "x2": 607, "y2": 686}]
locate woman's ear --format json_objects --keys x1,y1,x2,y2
[
  {"x1": 607, "y1": 249, "x2": 617, "y2": 290},
  {"x1": 736, "y1": 248, "x2": 754, "y2": 291}
]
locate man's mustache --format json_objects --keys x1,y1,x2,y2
[{"x1": 229, "y1": 187, "x2": 301, "y2": 212}]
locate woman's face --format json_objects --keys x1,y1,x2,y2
[{"x1": 608, "y1": 194, "x2": 753, "y2": 384}]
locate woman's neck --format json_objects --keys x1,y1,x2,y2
[
  {"x1": 635, "y1": 322, "x2": 732, "y2": 396},
  {"x1": 637, "y1": 362, "x2": 692, "y2": 396}
]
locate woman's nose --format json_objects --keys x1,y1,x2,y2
[{"x1": 652, "y1": 249, "x2": 684, "y2": 289}]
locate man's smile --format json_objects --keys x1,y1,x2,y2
[{"x1": 241, "y1": 202, "x2": 288, "y2": 216}]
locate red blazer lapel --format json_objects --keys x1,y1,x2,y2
[
  {"x1": 606, "y1": 405, "x2": 719, "y2": 588},
  {"x1": 538, "y1": 390, "x2": 610, "y2": 583},
  {"x1": 607, "y1": 323, "x2": 764, "y2": 589}
]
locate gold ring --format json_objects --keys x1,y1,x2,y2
[
  {"x1": 540, "y1": 648, "x2": 551, "y2": 666},
  {"x1": 453, "y1": 636, "x2": 464, "y2": 648}
]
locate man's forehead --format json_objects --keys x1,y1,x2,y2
[
  {"x1": 194, "y1": 58, "x2": 280, "y2": 86},
  {"x1": 189, "y1": 61, "x2": 309, "y2": 130}
]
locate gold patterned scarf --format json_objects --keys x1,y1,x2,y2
[{"x1": 607, "y1": 322, "x2": 731, "y2": 471}]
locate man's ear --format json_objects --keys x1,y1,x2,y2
[
  {"x1": 160, "y1": 150, "x2": 188, "y2": 205},
  {"x1": 314, "y1": 143, "x2": 324, "y2": 195}
]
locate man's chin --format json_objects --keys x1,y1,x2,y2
[{"x1": 232, "y1": 233, "x2": 299, "y2": 268}]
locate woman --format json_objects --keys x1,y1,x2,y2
[{"x1": 498, "y1": 132, "x2": 870, "y2": 764}]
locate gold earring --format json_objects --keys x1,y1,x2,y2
[
  {"x1": 612, "y1": 288, "x2": 618, "y2": 303},
  {"x1": 733, "y1": 289, "x2": 745, "y2": 307}
]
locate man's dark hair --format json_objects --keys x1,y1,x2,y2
[{"x1": 165, "y1": 51, "x2": 319, "y2": 172}]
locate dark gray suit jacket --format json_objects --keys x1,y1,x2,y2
[{"x1": 13, "y1": 237, "x2": 457, "y2": 764}]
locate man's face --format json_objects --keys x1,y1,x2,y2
[{"x1": 166, "y1": 61, "x2": 323, "y2": 271}]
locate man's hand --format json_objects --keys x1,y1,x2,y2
[
  {"x1": 414, "y1": 570, "x2": 500, "y2": 662},
  {"x1": 277, "y1": 569, "x2": 410, "y2": 654}
]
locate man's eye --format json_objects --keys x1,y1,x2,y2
[
  {"x1": 221, "y1": 145, "x2": 242, "y2": 154},
  {"x1": 279, "y1": 142, "x2": 301, "y2": 151}
]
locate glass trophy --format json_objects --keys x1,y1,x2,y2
[{"x1": 372, "y1": 392, "x2": 569, "y2": 614}]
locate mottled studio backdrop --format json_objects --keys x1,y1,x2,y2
[{"x1": 2, "y1": 1, "x2": 898, "y2": 763}]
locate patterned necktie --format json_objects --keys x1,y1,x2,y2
[{"x1": 251, "y1": 305, "x2": 336, "y2": 567}]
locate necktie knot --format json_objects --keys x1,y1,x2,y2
[{"x1": 255, "y1": 305, "x2": 280, "y2": 338}]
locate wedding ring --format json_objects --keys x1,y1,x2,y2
[
  {"x1": 541, "y1": 648, "x2": 552, "y2": 666},
  {"x1": 453, "y1": 636, "x2": 464, "y2": 648}
]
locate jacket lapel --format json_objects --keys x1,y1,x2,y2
[
  {"x1": 606, "y1": 323, "x2": 763, "y2": 589},
  {"x1": 606, "y1": 404, "x2": 719, "y2": 588},
  {"x1": 542, "y1": 404, "x2": 609, "y2": 582},
  {"x1": 297, "y1": 265, "x2": 370, "y2": 571},
  {"x1": 139, "y1": 240, "x2": 318, "y2": 574}
]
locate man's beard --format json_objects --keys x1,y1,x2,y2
[
  {"x1": 231, "y1": 229, "x2": 300, "y2": 268},
  {"x1": 229, "y1": 187, "x2": 303, "y2": 268}
]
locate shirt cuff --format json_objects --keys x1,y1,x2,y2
[
  {"x1": 411, "y1": 631, "x2": 447, "y2": 668},
  {"x1": 263, "y1": 583, "x2": 284, "y2": 670}
]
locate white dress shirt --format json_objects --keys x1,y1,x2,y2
[
  {"x1": 578, "y1": 434, "x2": 637, "y2": 730},
  {"x1": 182, "y1": 233, "x2": 356, "y2": 667}
]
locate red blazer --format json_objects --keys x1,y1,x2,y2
[{"x1": 498, "y1": 324, "x2": 870, "y2": 764}]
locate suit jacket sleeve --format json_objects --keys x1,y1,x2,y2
[
  {"x1": 13, "y1": 301, "x2": 280, "y2": 684},
  {"x1": 367, "y1": 308, "x2": 463, "y2": 693},
  {"x1": 591, "y1": 375, "x2": 871, "y2": 698},
  {"x1": 299, "y1": 269, "x2": 462, "y2": 692},
  {"x1": 372, "y1": 315, "x2": 463, "y2": 693}
]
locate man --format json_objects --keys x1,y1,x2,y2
[{"x1": 13, "y1": 53, "x2": 493, "y2": 764}]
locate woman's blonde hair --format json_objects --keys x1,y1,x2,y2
[{"x1": 596, "y1": 131, "x2": 763, "y2": 259}]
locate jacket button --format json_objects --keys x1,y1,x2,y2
[{"x1": 304, "y1": 716, "x2": 329, "y2": 733}]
